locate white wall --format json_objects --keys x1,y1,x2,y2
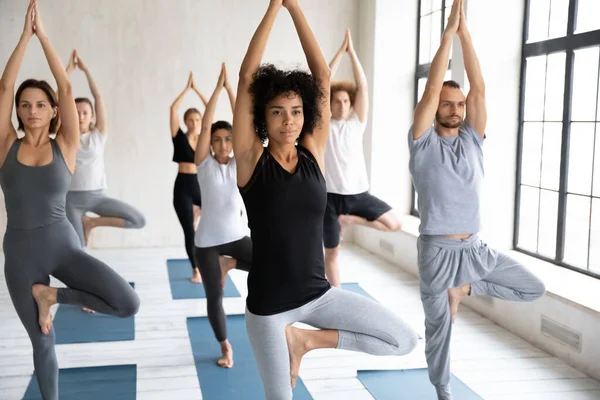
[{"x1": 0, "y1": 0, "x2": 359, "y2": 249}]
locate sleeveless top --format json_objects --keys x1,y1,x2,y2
[
  {"x1": 240, "y1": 145, "x2": 331, "y2": 315},
  {"x1": 0, "y1": 139, "x2": 72, "y2": 230}
]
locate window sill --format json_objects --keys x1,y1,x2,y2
[{"x1": 397, "y1": 214, "x2": 600, "y2": 316}]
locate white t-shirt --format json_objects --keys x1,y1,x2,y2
[
  {"x1": 324, "y1": 111, "x2": 370, "y2": 195},
  {"x1": 69, "y1": 128, "x2": 107, "y2": 191},
  {"x1": 194, "y1": 156, "x2": 247, "y2": 248}
]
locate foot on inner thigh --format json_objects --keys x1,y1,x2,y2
[
  {"x1": 218, "y1": 256, "x2": 237, "y2": 289},
  {"x1": 285, "y1": 325, "x2": 309, "y2": 389},
  {"x1": 31, "y1": 284, "x2": 57, "y2": 335},
  {"x1": 190, "y1": 267, "x2": 202, "y2": 283},
  {"x1": 217, "y1": 340, "x2": 234, "y2": 368},
  {"x1": 448, "y1": 283, "x2": 471, "y2": 323}
]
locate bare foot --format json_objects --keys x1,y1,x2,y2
[
  {"x1": 338, "y1": 214, "x2": 354, "y2": 231},
  {"x1": 217, "y1": 341, "x2": 234, "y2": 368},
  {"x1": 285, "y1": 325, "x2": 308, "y2": 389},
  {"x1": 31, "y1": 284, "x2": 57, "y2": 335},
  {"x1": 190, "y1": 268, "x2": 202, "y2": 283},
  {"x1": 448, "y1": 283, "x2": 471, "y2": 323},
  {"x1": 81, "y1": 307, "x2": 95, "y2": 313},
  {"x1": 81, "y1": 215, "x2": 94, "y2": 247},
  {"x1": 218, "y1": 256, "x2": 237, "y2": 289}
]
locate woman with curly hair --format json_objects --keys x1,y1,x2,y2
[{"x1": 233, "y1": 1, "x2": 418, "y2": 398}]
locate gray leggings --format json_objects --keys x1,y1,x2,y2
[
  {"x1": 66, "y1": 190, "x2": 146, "y2": 246},
  {"x1": 3, "y1": 218, "x2": 140, "y2": 400},
  {"x1": 246, "y1": 287, "x2": 419, "y2": 400},
  {"x1": 418, "y1": 234, "x2": 546, "y2": 400}
]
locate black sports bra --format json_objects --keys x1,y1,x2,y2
[{"x1": 172, "y1": 128, "x2": 195, "y2": 163}]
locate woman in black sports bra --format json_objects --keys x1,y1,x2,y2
[
  {"x1": 170, "y1": 72, "x2": 208, "y2": 283},
  {"x1": 233, "y1": 1, "x2": 418, "y2": 398}
]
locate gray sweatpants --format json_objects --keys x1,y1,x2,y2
[
  {"x1": 246, "y1": 287, "x2": 419, "y2": 400},
  {"x1": 66, "y1": 190, "x2": 146, "y2": 247},
  {"x1": 418, "y1": 234, "x2": 546, "y2": 400}
]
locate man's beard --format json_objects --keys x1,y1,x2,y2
[{"x1": 436, "y1": 113, "x2": 462, "y2": 129}]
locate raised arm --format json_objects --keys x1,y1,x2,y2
[
  {"x1": 284, "y1": 0, "x2": 331, "y2": 159},
  {"x1": 34, "y1": 3, "x2": 78, "y2": 149},
  {"x1": 0, "y1": 0, "x2": 34, "y2": 150},
  {"x1": 346, "y1": 29, "x2": 368, "y2": 122},
  {"x1": 413, "y1": 0, "x2": 461, "y2": 140},
  {"x1": 170, "y1": 72, "x2": 192, "y2": 137},
  {"x1": 195, "y1": 65, "x2": 225, "y2": 166},
  {"x1": 233, "y1": 0, "x2": 281, "y2": 186},
  {"x1": 75, "y1": 51, "x2": 107, "y2": 134},
  {"x1": 458, "y1": 6, "x2": 486, "y2": 138},
  {"x1": 328, "y1": 31, "x2": 348, "y2": 79},
  {"x1": 223, "y1": 64, "x2": 236, "y2": 114}
]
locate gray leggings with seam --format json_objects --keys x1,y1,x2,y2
[
  {"x1": 418, "y1": 234, "x2": 546, "y2": 400},
  {"x1": 4, "y1": 218, "x2": 140, "y2": 400},
  {"x1": 66, "y1": 190, "x2": 146, "y2": 246},
  {"x1": 246, "y1": 286, "x2": 419, "y2": 400}
]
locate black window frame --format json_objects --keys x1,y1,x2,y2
[{"x1": 515, "y1": 0, "x2": 600, "y2": 278}]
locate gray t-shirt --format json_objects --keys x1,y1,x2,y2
[{"x1": 408, "y1": 120, "x2": 485, "y2": 235}]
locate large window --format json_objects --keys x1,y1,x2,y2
[
  {"x1": 412, "y1": 0, "x2": 453, "y2": 216},
  {"x1": 516, "y1": 0, "x2": 600, "y2": 277}
]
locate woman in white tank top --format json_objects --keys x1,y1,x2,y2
[
  {"x1": 65, "y1": 50, "x2": 146, "y2": 251},
  {"x1": 193, "y1": 63, "x2": 252, "y2": 369}
]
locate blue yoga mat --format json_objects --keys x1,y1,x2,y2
[
  {"x1": 342, "y1": 282, "x2": 422, "y2": 339},
  {"x1": 53, "y1": 283, "x2": 135, "y2": 344},
  {"x1": 187, "y1": 315, "x2": 312, "y2": 399},
  {"x1": 168, "y1": 259, "x2": 241, "y2": 300},
  {"x1": 341, "y1": 282, "x2": 375, "y2": 300},
  {"x1": 23, "y1": 364, "x2": 136, "y2": 400},
  {"x1": 357, "y1": 369, "x2": 483, "y2": 400}
]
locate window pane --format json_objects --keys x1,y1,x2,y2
[
  {"x1": 564, "y1": 194, "x2": 591, "y2": 268},
  {"x1": 541, "y1": 122, "x2": 562, "y2": 191},
  {"x1": 590, "y1": 198, "x2": 600, "y2": 273},
  {"x1": 548, "y1": 0, "x2": 569, "y2": 39},
  {"x1": 421, "y1": 0, "x2": 443, "y2": 16},
  {"x1": 518, "y1": 185, "x2": 540, "y2": 252},
  {"x1": 594, "y1": 123, "x2": 600, "y2": 197},
  {"x1": 575, "y1": 0, "x2": 600, "y2": 34},
  {"x1": 419, "y1": 15, "x2": 432, "y2": 65},
  {"x1": 571, "y1": 47, "x2": 600, "y2": 122},
  {"x1": 544, "y1": 52, "x2": 566, "y2": 121},
  {"x1": 524, "y1": 56, "x2": 547, "y2": 121},
  {"x1": 418, "y1": 77, "x2": 427, "y2": 102},
  {"x1": 521, "y1": 122, "x2": 543, "y2": 187},
  {"x1": 538, "y1": 189, "x2": 559, "y2": 258},
  {"x1": 429, "y1": 11, "x2": 442, "y2": 63},
  {"x1": 568, "y1": 123, "x2": 595, "y2": 195},
  {"x1": 527, "y1": 0, "x2": 550, "y2": 43}
]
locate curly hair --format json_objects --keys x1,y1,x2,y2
[
  {"x1": 331, "y1": 81, "x2": 357, "y2": 105},
  {"x1": 249, "y1": 64, "x2": 325, "y2": 144}
]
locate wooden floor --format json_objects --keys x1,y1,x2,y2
[{"x1": 1, "y1": 243, "x2": 599, "y2": 399}]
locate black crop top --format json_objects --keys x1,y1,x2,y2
[
  {"x1": 172, "y1": 128, "x2": 195, "y2": 163},
  {"x1": 240, "y1": 145, "x2": 331, "y2": 315}
]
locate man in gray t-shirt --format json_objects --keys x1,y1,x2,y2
[{"x1": 408, "y1": 1, "x2": 545, "y2": 399}]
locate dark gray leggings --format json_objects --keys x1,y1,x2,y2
[
  {"x1": 194, "y1": 236, "x2": 252, "y2": 342},
  {"x1": 66, "y1": 190, "x2": 146, "y2": 247},
  {"x1": 3, "y1": 218, "x2": 140, "y2": 400}
]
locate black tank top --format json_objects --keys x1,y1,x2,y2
[
  {"x1": 172, "y1": 128, "x2": 195, "y2": 163},
  {"x1": 240, "y1": 145, "x2": 331, "y2": 315}
]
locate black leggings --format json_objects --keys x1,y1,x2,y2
[
  {"x1": 194, "y1": 236, "x2": 252, "y2": 342},
  {"x1": 173, "y1": 173, "x2": 201, "y2": 270}
]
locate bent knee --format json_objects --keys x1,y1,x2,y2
[
  {"x1": 393, "y1": 330, "x2": 419, "y2": 356},
  {"x1": 117, "y1": 292, "x2": 140, "y2": 318},
  {"x1": 530, "y1": 279, "x2": 546, "y2": 300},
  {"x1": 126, "y1": 213, "x2": 146, "y2": 229},
  {"x1": 381, "y1": 213, "x2": 401, "y2": 231}
]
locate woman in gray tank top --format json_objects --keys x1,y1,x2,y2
[{"x1": 0, "y1": 2, "x2": 140, "y2": 399}]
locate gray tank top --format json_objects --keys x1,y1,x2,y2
[
  {"x1": 408, "y1": 120, "x2": 485, "y2": 235},
  {"x1": 0, "y1": 139, "x2": 72, "y2": 230}
]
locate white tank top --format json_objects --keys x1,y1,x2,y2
[
  {"x1": 324, "y1": 111, "x2": 370, "y2": 195},
  {"x1": 194, "y1": 156, "x2": 247, "y2": 248},
  {"x1": 69, "y1": 128, "x2": 107, "y2": 191}
]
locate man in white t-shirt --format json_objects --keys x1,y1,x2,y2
[{"x1": 324, "y1": 29, "x2": 401, "y2": 287}]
